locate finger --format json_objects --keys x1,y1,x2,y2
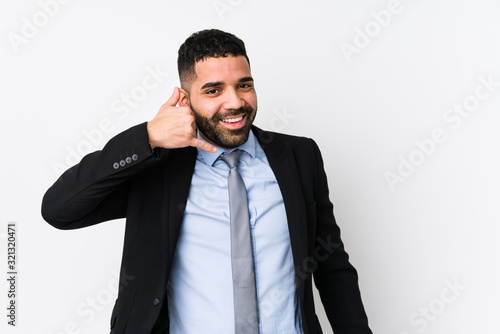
[
  {"x1": 164, "y1": 87, "x2": 180, "y2": 107},
  {"x1": 190, "y1": 138, "x2": 217, "y2": 153}
]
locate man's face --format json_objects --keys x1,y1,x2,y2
[{"x1": 183, "y1": 55, "x2": 257, "y2": 149}]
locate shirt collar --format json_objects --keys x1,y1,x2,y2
[{"x1": 197, "y1": 129, "x2": 256, "y2": 166}]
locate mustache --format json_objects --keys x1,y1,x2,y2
[{"x1": 213, "y1": 106, "x2": 253, "y2": 121}]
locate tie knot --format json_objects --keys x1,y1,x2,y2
[{"x1": 219, "y1": 149, "x2": 243, "y2": 168}]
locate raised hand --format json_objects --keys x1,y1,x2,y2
[{"x1": 147, "y1": 87, "x2": 216, "y2": 153}]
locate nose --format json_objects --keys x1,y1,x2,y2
[{"x1": 222, "y1": 88, "x2": 245, "y2": 110}]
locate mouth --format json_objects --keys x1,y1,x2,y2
[{"x1": 220, "y1": 114, "x2": 246, "y2": 129}]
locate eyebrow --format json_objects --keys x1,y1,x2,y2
[
  {"x1": 200, "y1": 76, "x2": 254, "y2": 90},
  {"x1": 238, "y1": 76, "x2": 254, "y2": 83}
]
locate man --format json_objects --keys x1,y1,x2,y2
[{"x1": 42, "y1": 29, "x2": 372, "y2": 334}]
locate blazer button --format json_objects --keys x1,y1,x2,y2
[
  {"x1": 126, "y1": 157, "x2": 132, "y2": 164},
  {"x1": 119, "y1": 160, "x2": 126, "y2": 167},
  {"x1": 113, "y1": 162, "x2": 120, "y2": 169},
  {"x1": 132, "y1": 154, "x2": 138, "y2": 161},
  {"x1": 153, "y1": 298, "x2": 160, "y2": 306}
]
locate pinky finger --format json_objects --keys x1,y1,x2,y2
[{"x1": 191, "y1": 138, "x2": 217, "y2": 153}]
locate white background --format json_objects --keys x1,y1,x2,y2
[{"x1": 1, "y1": 0, "x2": 500, "y2": 333}]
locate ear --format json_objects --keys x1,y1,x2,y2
[{"x1": 178, "y1": 88, "x2": 190, "y2": 107}]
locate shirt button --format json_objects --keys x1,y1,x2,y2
[
  {"x1": 132, "y1": 154, "x2": 138, "y2": 161},
  {"x1": 153, "y1": 298, "x2": 160, "y2": 306},
  {"x1": 113, "y1": 162, "x2": 120, "y2": 169}
]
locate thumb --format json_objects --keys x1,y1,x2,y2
[{"x1": 164, "y1": 87, "x2": 180, "y2": 107}]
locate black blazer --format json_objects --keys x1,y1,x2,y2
[{"x1": 42, "y1": 123, "x2": 372, "y2": 334}]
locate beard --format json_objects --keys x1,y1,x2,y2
[{"x1": 190, "y1": 104, "x2": 257, "y2": 149}]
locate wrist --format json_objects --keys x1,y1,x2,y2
[{"x1": 146, "y1": 121, "x2": 158, "y2": 149}]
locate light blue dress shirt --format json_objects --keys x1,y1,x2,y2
[{"x1": 167, "y1": 130, "x2": 304, "y2": 334}]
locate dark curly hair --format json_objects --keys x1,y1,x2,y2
[{"x1": 177, "y1": 29, "x2": 250, "y2": 88}]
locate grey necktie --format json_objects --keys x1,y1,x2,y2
[{"x1": 219, "y1": 150, "x2": 259, "y2": 333}]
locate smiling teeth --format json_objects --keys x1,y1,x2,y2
[{"x1": 222, "y1": 116, "x2": 243, "y2": 123}]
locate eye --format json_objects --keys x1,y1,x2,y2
[
  {"x1": 206, "y1": 88, "x2": 220, "y2": 95},
  {"x1": 239, "y1": 83, "x2": 252, "y2": 89}
]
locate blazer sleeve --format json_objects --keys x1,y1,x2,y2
[
  {"x1": 310, "y1": 139, "x2": 372, "y2": 333},
  {"x1": 41, "y1": 122, "x2": 162, "y2": 230}
]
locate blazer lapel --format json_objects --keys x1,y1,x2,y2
[
  {"x1": 253, "y1": 127, "x2": 309, "y2": 279},
  {"x1": 162, "y1": 147, "x2": 197, "y2": 268}
]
